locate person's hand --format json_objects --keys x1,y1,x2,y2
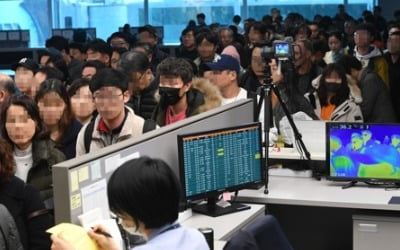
[
  {"x1": 88, "y1": 225, "x2": 120, "y2": 250},
  {"x1": 50, "y1": 233, "x2": 75, "y2": 250}
]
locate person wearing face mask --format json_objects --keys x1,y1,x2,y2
[
  {"x1": 50, "y1": 157, "x2": 210, "y2": 250},
  {"x1": 151, "y1": 57, "x2": 221, "y2": 126},
  {"x1": 305, "y1": 63, "x2": 363, "y2": 122}
]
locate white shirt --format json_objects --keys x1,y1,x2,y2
[
  {"x1": 14, "y1": 144, "x2": 33, "y2": 182},
  {"x1": 221, "y1": 87, "x2": 247, "y2": 106}
]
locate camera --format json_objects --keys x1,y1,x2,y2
[{"x1": 261, "y1": 40, "x2": 294, "y2": 60}]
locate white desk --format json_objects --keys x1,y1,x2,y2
[
  {"x1": 269, "y1": 147, "x2": 325, "y2": 161},
  {"x1": 237, "y1": 176, "x2": 400, "y2": 211},
  {"x1": 182, "y1": 204, "x2": 265, "y2": 241}
]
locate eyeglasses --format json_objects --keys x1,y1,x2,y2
[{"x1": 93, "y1": 93, "x2": 123, "y2": 102}]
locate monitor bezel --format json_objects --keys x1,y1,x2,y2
[
  {"x1": 177, "y1": 122, "x2": 264, "y2": 202},
  {"x1": 326, "y1": 122, "x2": 400, "y2": 183}
]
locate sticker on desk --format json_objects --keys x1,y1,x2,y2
[
  {"x1": 78, "y1": 166, "x2": 89, "y2": 183},
  {"x1": 104, "y1": 154, "x2": 121, "y2": 173},
  {"x1": 70, "y1": 193, "x2": 82, "y2": 210},
  {"x1": 90, "y1": 161, "x2": 102, "y2": 180},
  {"x1": 388, "y1": 196, "x2": 400, "y2": 204},
  {"x1": 70, "y1": 170, "x2": 79, "y2": 192}
]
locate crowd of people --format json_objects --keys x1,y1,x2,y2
[{"x1": 0, "y1": 4, "x2": 399, "y2": 249}]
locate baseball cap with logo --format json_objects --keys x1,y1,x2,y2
[
  {"x1": 12, "y1": 58, "x2": 39, "y2": 73},
  {"x1": 205, "y1": 54, "x2": 240, "y2": 75}
]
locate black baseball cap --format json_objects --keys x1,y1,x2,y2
[{"x1": 12, "y1": 58, "x2": 39, "y2": 73}]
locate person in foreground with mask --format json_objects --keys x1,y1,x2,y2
[
  {"x1": 151, "y1": 57, "x2": 221, "y2": 126},
  {"x1": 50, "y1": 156, "x2": 209, "y2": 250},
  {"x1": 304, "y1": 63, "x2": 363, "y2": 122}
]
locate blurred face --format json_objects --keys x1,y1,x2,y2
[
  {"x1": 5, "y1": 105, "x2": 36, "y2": 150},
  {"x1": 354, "y1": 30, "x2": 372, "y2": 48},
  {"x1": 182, "y1": 31, "x2": 195, "y2": 49},
  {"x1": 82, "y1": 66, "x2": 97, "y2": 80},
  {"x1": 309, "y1": 24, "x2": 319, "y2": 39},
  {"x1": 15, "y1": 67, "x2": 34, "y2": 94},
  {"x1": 129, "y1": 69, "x2": 152, "y2": 94},
  {"x1": 248, "y1": 27, "x2": 264, "y2": 44},
  {"x1": 197, "y1": 39, "x2": 216, "y2": 62},
  {"x1": 251, "y1": 47, "x2": 265, "y2": 77},
  {"x1": 111, "y1": 51, "x2": 121, "y2": 69},
  {"x1": 86, "y1": 49, "x2": 109, "y2": 65},
  {"x1": 219, "y1": 30, "x2": 233, "y2": 47},
  {"x1": 159, "y1": 75, "x2": 190, "y2": 98},
  {"x1": 70, "y1": 48, "x2": 86, "y2": 62},
  {"x1": 387, "y1": 35, "x2": 400, "y2": 55},
  {"x1": 93, "y1": 86, "x2": 129, "y2": 121},
  {"x1": 34, "y1": 72, "x2": 47, "y2": 86},
  {"x1": 344, "y1": 21, "x2": 355, "y2": 35},
  {"x1": 139, "y1": 31, "x2": 157, "y2": 47},
  {"x1": 70, "y1": 85, "x2": 95, "y2": 121},
  {"x1": 323, "y1": 71, "x2": 342, "y2": 94},
  {"x1": 328, "y1": 36, "x2": 342, "y2": 53},
  {"x1": 40, "y1": 55, "x2": 50, "y2": 66},
  {"x1": 37, "y1": 92, "x2": 66, "y2": 127},
  {"x1": 110, "y1": 37, "x2": 129, "y2": 50},
  {"x1": 209, "y1": 70, "x2": 236, "y2": 91}
]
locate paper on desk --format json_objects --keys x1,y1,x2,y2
[
  {"x1": 47, "y1": 223, "x2": 98, "y2": 250},
  {"x1": 81, "y1": 179, "x2": 110, "y2": 220}
]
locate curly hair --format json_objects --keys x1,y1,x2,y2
[{"x1": 0, "y1": 138, "x2": 15, "y2": 183}]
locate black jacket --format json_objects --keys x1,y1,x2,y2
[
  {"x1": 126, "y1": 78, "x2": 159, "y2": 120},
  {"x1": 56, "y1": 119, "x2": 82, "y2": 160},
  {"x1": 239, "y1": 69, "x2": 262, "y2": 94},
  {"x1": 0, "y1": 176, "x2": 52, "y2": 250}
]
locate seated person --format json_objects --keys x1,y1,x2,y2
[
  {"x1": 151, "y1": 57, "x2": 221, "y2": 126},
  {"x1": 0, "y1": 138, "x2": 52, "y2": 250},
  {"x1": 51, "y1": 157, "x2": 209, "y2": 250}
]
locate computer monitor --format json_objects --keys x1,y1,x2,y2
[
  {"x1": 326, "y1": 122, "x2": 400, "y2": 186},
  {"x1": 178, "y1": 122, "x2": 263, "y2": 217}
]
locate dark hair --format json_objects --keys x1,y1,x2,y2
[
  {"x1": 195, "y1": 31, "x2": 219, "y2": 46},
  {"x1": 36, "y1": 66, "x2": 65, "y2": 83},
  {"x1": 67, "y1": 78, "x2": 91, "y2": 97},
  {"x1": 355, "y1": 23, "x2": 376, "y2": 38},
  {"x1": 328, "y1": 31, "x2": 344, "y2": 42},
  {"x1": 108, "y1": 157, "x2": 181, "y2": 229},
  {"x1": 69, "y1": 42, "x2": 85, "y2": 53},
  {"x1": 45, "y1": 36, "x2": 69, "y2": 53},
  {"x1": 90, "y1": 68, "x2": 128, "y2": 93},
  {"x1": 35, "y1": 79, "x2": 73, "y2": 143},
  {"x1": 117, "y1": 51, "x2": 150, "y2": 75},
  {"x1": 294, "y1": 24, "x2": 312, "y2": 38},
  {"x1": 337, "y1": 55, "x2": 362, "y2": 74},
  {"x1": 197, "y1": 13, "x2": 205, "y2": 19},
  {"x1": 0, "y1": 138, "x2": 15, "y2": 182},
  {"x1": 317, "y1": 63, "x2": 350, "y2": 107},
  {"x1": 0, "y1": 78, "x2": 16, "y2": 95},
  {"x1": 85, "y1": 39, "x2": 113, "y2": 59},
  {"x1": 82, "y1": 60, "x2": 107, "y2": 72},
  {"x1": 1, "y1": 94, "x2": 48, "y2": 147},
  {"x1": 107, "y1": 32, "x2": 132, "y2": 46},
  {"x1": 233, "y1": 15, "x2": 241, "y2": 24},
  {"x1": 181, "y1": 27, "x2": 196, "y2": 37},
  {"x1": 249, "y1": 21, "x2": 268, "y2": 35},
  {"x1": 112, "y1": 47, "x2": 128, "y2": 56},
  {"x1": 157, "y1": 57, "x2": 193, "y2": 84},
  {"x1": 296, "y1": 39, "x2": 314, "y2": 53}
]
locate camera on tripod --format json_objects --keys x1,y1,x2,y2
[{"x1": 261, "y1": 40, "x2": 294, "y2": 61}]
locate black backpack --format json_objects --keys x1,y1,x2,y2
[{"x1": 84, "y1": 119, "x2": 157, "y2": 153}]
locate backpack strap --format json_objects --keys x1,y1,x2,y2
[
  {"x1": 84, "y1": 120, "x2": 96, "y2": 154},
  {"x1": 142, "y1": 119, "x2": 157, "y2": 133}
]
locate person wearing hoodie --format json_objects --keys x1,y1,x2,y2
[
  {"x1": 353, "y1": 23, "x2": 389, "y2": 89},
  {"x1": 151, "y1": 57, "x2": 222, "y2": 126},
  {"x1": 338, "y1": 55, "x2": 396, "y2": 123},
  {"x1": 304, "y1": 63, "x2": 363, "y2": 122}
]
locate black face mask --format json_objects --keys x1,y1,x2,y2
[
  {"x1": 159, "y1": 87, "x2": 182, "y2": 106},
  {"x1": 323, "y1": 81, "x2": 342, "y2": 93}
]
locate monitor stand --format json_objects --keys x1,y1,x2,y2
[
  {"x1": 192, "y1": 196, "x2": 250, "y2": 217},
  {"x1": 342, "y1": 180, "x2": 400, "y2": 189},
  {"x1": 342, "y1": 180, "x2": 358, "y2": 189}
]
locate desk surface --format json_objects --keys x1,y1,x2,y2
[
  {"x1": 182, "y1": 204, "x2": 265, "y2": 241},
  {"x1": 269, "y1": 147, "x2": 325, "y2": 161},
  {"x1": 237, "y1": 176, "x2": 400, "y2": 211}
]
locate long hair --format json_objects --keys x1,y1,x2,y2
[
  {"x1": 35, "y1": 79, "x2": 73, "y2": 143},
  {"x1": 317, "y1": 63, "x2": 350, "y2": 107},
  {"x1": 0, "y1": 138, "x2": 15, "y2": 183}
]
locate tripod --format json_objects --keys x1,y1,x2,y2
[{"x1": 255, "y1": 59, "x2": 314, "y2": 194}]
